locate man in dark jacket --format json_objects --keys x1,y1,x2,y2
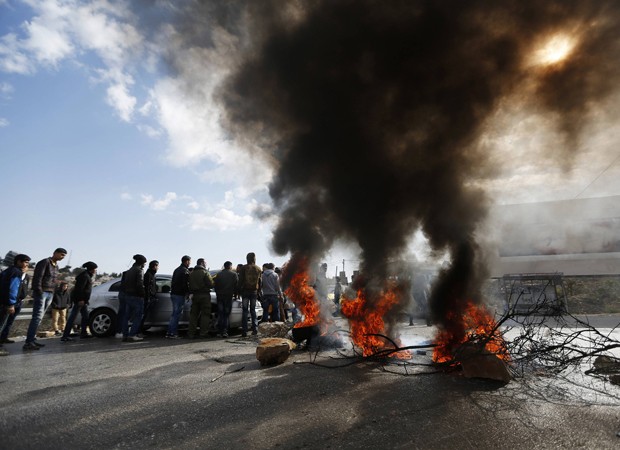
[
  {"x1": 24, "y1": 248, "x2": 67, "y2": 351},
  {"x1": 167, "y1": 255, "x2": 191, "y2": 339},
  {"x1": 122, "y1": 254, "x2": 147, "y2": 341},
  {"x1": 141, "y1": 260, "x2": 159, "y2": 332},
  {"x1": 214, "y1": 261, "x2": 238, "y2": 338},
  {"x1": 61, "y1": 262, "x2": 98, "y2": 342},
  {"x1": 0, "y1": 254, "x2": 31, "y2": 356},
  {"x1": 238, "y1": 252, "x2": 262, "y2": 337},
  {"x1": 187, "y1": 258, "x2": 214, "y2": 339}
]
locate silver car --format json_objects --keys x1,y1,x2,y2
[{"x1": 86, "y1": 274, "x2": 263, "y2": 337}]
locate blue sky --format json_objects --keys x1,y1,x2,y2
[
  {"x1": 1, "y1": 0, "x2": 620, "y2": 275},
  {"x1": 0, "y1": 0, "x2": 283, "y2": 274}
]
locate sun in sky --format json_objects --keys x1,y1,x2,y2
[{"x1": 531, "y1": 33, "x2": 577, "y2": 66}]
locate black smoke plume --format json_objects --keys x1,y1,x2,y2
[{"x1": 171, "y1": 1, "x2": 620, "y2": 337}]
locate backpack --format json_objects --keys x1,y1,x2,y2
[
  {"x1": 243, "y1": 264, "x2": 261, "y2": 291},
  {"x1": 0, "y1": 269, "x2": 8, "y2": 299},
  {"x1": 118, "y1": 270, "x2": 128, "y2": 294}
]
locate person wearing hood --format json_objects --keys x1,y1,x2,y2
[
  {"x1": 61, "y1": 261, "x2": 98, "y2": 342},
  {"x1": 261, "y1": 262, "x2": 282, "y2": 322},
  {"x1": 121, "y1": 254, "x2": 147, "y2": 342},
  {"x1": 0, "y1": 254, "x2": 31, "y2": 356},
  {"x1": 187, "y1": 258, "x2": 214, "y2": 339}
]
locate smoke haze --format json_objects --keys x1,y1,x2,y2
[{"x1": 165, "y1": 1, "x2": 620, "y2": 334}]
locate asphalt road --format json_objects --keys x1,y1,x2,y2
[{"x1": 1, "y1": 318, "x2": 620, "y2": 449}]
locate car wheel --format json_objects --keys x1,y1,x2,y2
[{"x1": 89, "y1": 308, "x2": 116, "y2": 337}]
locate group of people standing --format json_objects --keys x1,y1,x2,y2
[
  {"x1": 0, "y1": 248, "x2": 91, "y2": 355},
  {"x1": 165, "y1": 251, "x2": 284, "y2": 339},
  {"x1": 0, "y1": 247, "x2": 301, "y2": 355},
  {"x1": 111, "y1": 251, "x2": 289, "y2": 341}
]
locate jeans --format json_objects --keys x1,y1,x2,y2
[
  {"x1": 116, "y1": 292, "x2": 126, "y2": 334},
  {"x1": 63, "y1": 303, "x2": 89, "y2": 338},
  {"x1": 217, "y1": 294, "x2": 233, "y2": 333},
  {"x1": 123, "y1": 295, "x2": 144, "y2": 337},
  {"x1": 140, "y1": 296, "x2": 157, "y2": 331},
  {"x1": 167, "y1": 294, "x2": 186, "y2": 336},
  {"x1": 0, "y1": 306, "x2": 12, "y2": 339},
  {"x1": 262, "y1": 294, "x2": 280, "y2": 322},
  {"x1": 241, "y1": 292, "x2": 258, "y2": 333},
  {"x1": 259, "y1": 296, "x2": 269, "y2": 323},
  {"x1": 26, "y1": 291, "x2": 54, "y2": 343},
  {"x1": 1, "y1": 301, "x2": 21, "y2": 340}
]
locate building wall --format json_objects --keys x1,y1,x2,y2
[{"x1": 488, "y1": 196, "x2": 620, "y2": 276}]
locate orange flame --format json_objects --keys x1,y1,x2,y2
[
  {"x1": 285, "y1": 270, "x2": 321, "y2": 329},
  {"x1": 341, "y1": 286, "x2": 410, "y2": 358},
  {"x1": 433, "y1": 300, "x2": 509, "y2": 364}
]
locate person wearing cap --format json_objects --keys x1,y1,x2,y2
[
  {"x1": 61, "y1": 262, "x2": 98, "y2": 342},
  {"x1": 166, "y1": 255, "x2": 191, "y2": 339},
  {"x1": 214, "y1": 261, "x2": 238, "y2": 338},
  {"x1": 121, "y1": 254, "x2": 147, "y2": 342},
  {"x1": 0, "y1": 254, "x2": 31, "y2": 356},
  {"x1": 0, "y1": 256, "x2": 31, "y2": 346},
  {"x1": 24, "y1": 248, "x2": 67, "y2": 351}
]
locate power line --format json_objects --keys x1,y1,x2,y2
[{"x1": 574, "y1": 151, "x2": 620, "y2": 199}]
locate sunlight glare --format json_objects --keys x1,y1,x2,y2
[{"x1": 534, "y1": 34, "x2": 576, "y2": 66}]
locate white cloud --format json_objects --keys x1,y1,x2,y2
[
  {"x1": 133, "y1": 189, "x2": 256, "y2": 231},
  {"x1": 1, "y1": 0, "x2": 144, "y2": 122},
  {"x1": 140, "y1": 194, "x2": 153, "y2": 205},
  {"x1": 2, "y1": 1, "x2": 273, "y2": 202},
  {"x1": 149, "y1": 24, "x2": 274, "y2": 195},
  {"x1": 136, "y1": 123, "x2": 162, "y2": 138},
  {"x1": 141, "y1": 191, "x2": 178, "y2": 211},
  {"x1": 106, "y1": 81, "x2": 136, "y2": 122},
  {"x1": 23, "y1": 13, "x2": 74, "y2": 66},
  {"x1": 120, "y1": 192, "x2": 132, "y2": 200},
  {"x1": 187, "y1": 208, "x2": 254, "y2": 231},
  {"x1": 0, "y1": 117, "x2": 9, "y2": 127},
  {"x1": 0, "y1": 81, "x2": 14, "y2": 98},
  {"x1": 0, "y1": 33, "x2": 33, "y2": 74},
  {"x1": 138, "y1": 100, "x2": 153, "y2": 116}
]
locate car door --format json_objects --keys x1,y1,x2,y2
[{"x1": 152, "y1": 277, "x2": 173, "y2": 324}]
